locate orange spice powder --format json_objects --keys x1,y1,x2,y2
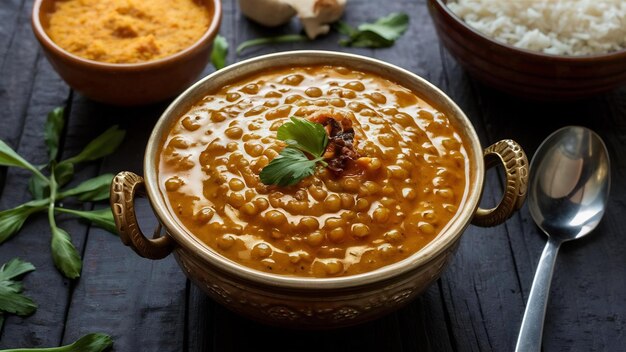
[{"x1": 46, "y1": 0, "x2": 211, "y2": 63}]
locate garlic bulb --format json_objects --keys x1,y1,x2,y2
[{"x1": 238, "y1": 0, "x2": 347, "y2": 39}]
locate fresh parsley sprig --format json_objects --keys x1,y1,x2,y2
[
  {"x1": 0, "y1": 107, "x2": 123, "y2": 279},
  {"x1": 0, "y1": 332, "x2": 113, "y2": 352},
  {"x1": 260, "y1": 117, "x2": 329, "y2": 186},
  {"x1": 337, "y1": 12, "x2": 410, "y2": 48},
  {"x1": 0, "y1": 258, "x2": 36, "y2": 332}
]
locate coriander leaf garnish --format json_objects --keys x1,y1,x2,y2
[
  {"x1": 337, "y1": 12, "x2": 409, "y2": 48},
  {"x1": 211, "y1": 34, "x2": 229, "y2": 70},
  {"x1": 236, "y1": 34, "x2": 309, "y2": 55},
  {"x1": 277, "y1": 117, "x2": 329, "y2": 158},
  {"x1": 0, "y1": 258, "x2": 36, "y2": 332},
  {"x1": 0, "y1": 107, "x2": 123, "y2": 279},
  {"x1": 260, "y1": 117, "x2": 330, "y2": 186},
  {"x1": 259, "y1": 148, "x2": 323, "y2": 187},
  {"x1": 0, "y1": 332, "x2": 113, "y2": 352}
]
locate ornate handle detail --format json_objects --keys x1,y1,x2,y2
[
  {"x1": 110, "y1": 171, "x2": 175, "y2": 259},
  {"x1": 472, "y1": 139, "x2": 529, "y2": 227}
]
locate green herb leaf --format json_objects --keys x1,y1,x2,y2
[
  {"x1": 260, "y1": 148, "x2": 321, "y2": 186},
  {"x1": 54, "y1": 162, "x2": 75, "y2": 188},
  {"x1": 211, "y1": 35, "x2": 229, "y2": 70},
  {"x1": 58, "y1": 174, "x2": 114, "y2": 202},
  {"x1": 0, "y1": 258, "x2": 37, "y2": 320},
  {"x1": 28, "y1": 175, "x2": 49, "y2": 200},
  {"x1": 61, "y1": 126, "x2": 125, "y2": 166},
  {"x1": 334, "y1": 21, "x2": 358, "y2": 37},
  {"x1": 338, "y1": 12, "x2": 409, "y2": 48},
  {"x1": 0, "y1": 332, "x2": 113, "y2": 352},
  {"x1": 44, "y1": 107, "x2": 65, "y2": 162},
  {"x1": 358, "y1": 12, "x2": 410, "y2": 41},
  {"x1": 0, "y1": 140, "x2": 48, "y2": 183},
  {"x1": 56, "y1": 208, "x2": 117, "y2": 235},
  {"x1": 50, "y1": 225, "x2": 82, "y2": 279},
  {"x1": 277, "y1": 117, "x2": 329, "y2": 157},
  {"x1": 0, "y1": 200, "x2": 48, "y2": 244},
  {"x1": 0, "y1": 258, "x2": 35, "y2": 282},
  {"x1": 0, "y1": 284, "x2": 37, "y2": 316},
  {"x1": 236, "y1": 34, "x2": 309, "y2": 55}
]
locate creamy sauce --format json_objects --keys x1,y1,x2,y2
[{"x1": 158, "y1": 65, "x2": 469, "y2": 277}]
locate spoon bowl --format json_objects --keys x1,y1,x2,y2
[
  {"x1": 515, "y1": 126, "x2": 610, "y2": 352},
  {"x1": 528, "y1": 126, "x2": 611, "y2": 241}
]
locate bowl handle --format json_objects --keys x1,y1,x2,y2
[
  {"x1": 110, "y1": 171, "x2": 175, "y2": 259},
  {"x1": 472, "y1": 139, "x2": 529, "y2": 227}
]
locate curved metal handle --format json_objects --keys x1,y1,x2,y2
[
  {"x1": 472, "y1": 139, "x2": 529, "y2": 227},
  {"x1": 110, "y1": 171, "x2": 175, "y2": 259},
  {"x1": 515, "y1": 237, "x2": 561, "y2": 352}
]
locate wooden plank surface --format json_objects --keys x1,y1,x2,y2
[{"x1": 0, "y1": 0, "x2": 625, "y2": 350}]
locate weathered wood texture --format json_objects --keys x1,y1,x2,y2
[{"x1": 1, "y1": 0, "x2": 625, "y2": 350}]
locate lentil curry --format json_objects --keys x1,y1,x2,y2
[
  {"x1": 45, "y1": 0, "x2": 212, "y2": 63},
  {"x1": 158, "y1": 65, "x2": 469, "y2": 277}
]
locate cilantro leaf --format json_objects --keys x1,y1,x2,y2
[
  {"x1": 338, "y1": 12, "x2": 409, "y2": 48},
  {"x1": 0, "y1": 259, "x2": 35, "y2": 283},
  {"x1": 0, "y1": 285, "x2": 37, "y2": 316},
  {"x1": 211, "y1": 35, "x2": 228, "y2": 70},
  {"x1": 277, "y1": 117, "x2": 329, "y2": 157},
  {"x1": 259, "y1": 148, "x2": 322, "y2": 186},
  {"x1": 0, "y1": 258, "x2": 37, "y2": 329}
]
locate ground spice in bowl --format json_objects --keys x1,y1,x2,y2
[{"x1": 45, "y1": 0, "x2": 211, "y2": 63}]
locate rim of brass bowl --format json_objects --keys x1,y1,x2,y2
[
  {"x1": 144, "y1": 50, "x2": 485, "y2": 290},
  {"x1": 431, "y1": 0, "x2": 626, "y2": 62},
  {"x1": 31, "y1": 0, "x2": 222, "y2": 72}
]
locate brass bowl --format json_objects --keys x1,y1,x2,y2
[
  {"x1": 110, "y1": 51, "x2": 529, "y2": 328},
  {"x1": 31, "y1": 0, "x2": 222, "y2": 106},
  {"x1": 428, "y1": 0, "x2": 626, "y2": 99}
]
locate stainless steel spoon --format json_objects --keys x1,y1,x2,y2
[{"x1": 515, "y1": 126, "x2": 610, "y2": 352}]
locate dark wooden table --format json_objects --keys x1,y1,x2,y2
[{"x1": 1, "y1": 0, "x2": 625, "y2": 350}]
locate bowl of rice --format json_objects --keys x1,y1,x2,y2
[{"x1": 427, "y1": 0, "x2": 626, "y2": 99}]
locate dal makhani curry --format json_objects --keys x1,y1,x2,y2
[{"x1": 158, "y1": 65, "x2": 469, "y2": 277}]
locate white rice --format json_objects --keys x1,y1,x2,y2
[{"x1": 446, "y1": 0, "x2": 626, "y2": 56}]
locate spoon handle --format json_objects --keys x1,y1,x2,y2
[{"x1": 515, "y1": 237, "x2": 562, "y2": 352}]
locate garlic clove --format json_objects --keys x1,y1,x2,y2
[
  {"x1": 238, "y1": 0, "x2": 297, "y2": 27},
  {"x1": 286, "y1": 0, "x2": 347, "y2": 39}
]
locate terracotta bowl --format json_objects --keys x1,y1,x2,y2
[
  {"x1": 31, "y1": 0, "x2": 222, "y2": 106},
  {"x1": 110, "y1": 51, "x2": 529, "y2": 328},
  {"x1": 427, "y1": 0, "x2": 626, "y2": 99}
]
